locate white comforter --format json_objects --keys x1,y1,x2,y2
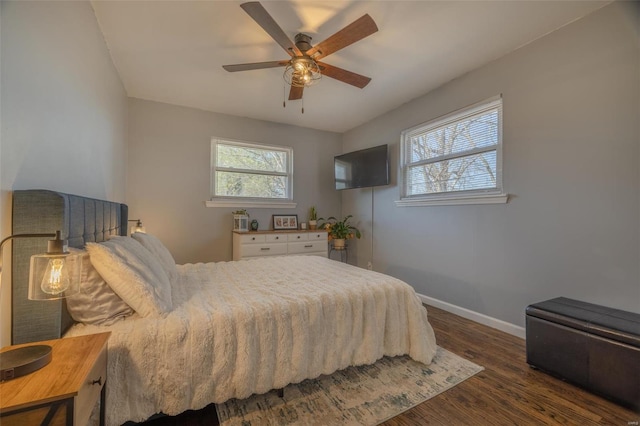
[{"x1": 66, "y1": 256, "x2": 437, "y2": 425}]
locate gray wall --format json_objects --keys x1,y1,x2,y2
[
  {"x1": 342, "y1": 2, "x2": 640, "y2": 328},
  {"x1": 127, "y1": 98, "x2": 342, "y2": 264},
  {"x1": 0, "y1": 1, "x2": 128, "y2": 346}
]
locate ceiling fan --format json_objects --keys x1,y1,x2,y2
[{"x1": 223, "y1": 2, "x2": 378, "y2": 104}]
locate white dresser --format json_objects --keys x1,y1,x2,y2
[{"x1": 233, "y1": 230, "x2": 328, "y2": 260}]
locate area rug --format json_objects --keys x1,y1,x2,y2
[{"x1": 216, "y1": 347, "x2": 483, "y2": 426}]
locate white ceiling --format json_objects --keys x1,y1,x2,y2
[{"x1": 91, "y1": 1, "x2": 607, "y2": 133}]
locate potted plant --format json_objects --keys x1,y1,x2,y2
[
  {"x1": 318, "y1": 215, "x2": 361, "y2": 249},
  {"x1": 308, "y1": 206, "x2": 318, "y2": 230}
]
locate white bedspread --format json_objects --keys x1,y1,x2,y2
[{"x1": 66, "y1": 256, "x2": 437, "y2": 425}]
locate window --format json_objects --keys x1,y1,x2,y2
[
  {"x1": 209, "y1": 139, "x2": 294, "y2": 208},
  {"x1": 397, "y1": 96, "x2": 507, "y2": 206}
]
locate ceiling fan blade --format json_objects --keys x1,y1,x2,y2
[
  {"x1": 240, "y1": 2, "x2": 302, "y2": 57},
  {"x1": 288, "y1": 85, "x2": 304, "y2": 100},
  {"x1": 317, "y1": 62, "x2": 371, "y2": 89},
  {"x1": 306, "y1": 14, "x2": 378, "y2": 61},
  {"x1": 223, "y1": 60, "x2": 289, "y2": 72}
]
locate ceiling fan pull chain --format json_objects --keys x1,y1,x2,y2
[
  {"x1": 283, "y1": 82, "x2": 286, "y2": 108},
  {"x1": 302, "y1": 97, "x2": 304, "y2": 114}
]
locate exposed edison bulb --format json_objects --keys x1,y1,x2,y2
[
  {"x1": 40, "y1": 257, "x2": 70, "y2": 295},
  {"x1": 294, "y1": 61, "x2": 306, "y2": 72}
]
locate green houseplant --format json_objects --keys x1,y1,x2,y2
[
  {"x1": 308, "y1": 206, "x2": 318, "y2": 230},
  {"x1": 318, "y1": 215, "x2": 361, "y2": 248}
]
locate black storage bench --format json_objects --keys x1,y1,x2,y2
[{"x1": 526, "y1": 297, "x2": 640, "y2": 409}]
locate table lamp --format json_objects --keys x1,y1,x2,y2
[
  {"x1": 129, "y1": 219, "x2": 146, "y2": 234},
  {"x1": 0, "y1": 231, "x2": 80, "y2": 381}
]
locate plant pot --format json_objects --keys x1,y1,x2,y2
[
  {"x1": 309, "y1": 220, "x2": 317, "y2": 230},
  {"x1": 333, "y1": 238, "x2": 345, "y2": 249}
]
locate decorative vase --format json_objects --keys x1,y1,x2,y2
[
  {"x1": 309, "y1": 220, "x2": 317, "y2": 230},
  {"x1": 333, "y1": 238, "x2": 345, "y2": 249}
]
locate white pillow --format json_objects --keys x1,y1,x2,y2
[
  {"x1": 66, "y1": 250, "x2": 134, "y2": 325},
  {"x1": 86, "y1": 237, "x2": 172, "y2": 317},
  {"x1": 131, "y1": 233, "x2": 178, "y2": 277}
]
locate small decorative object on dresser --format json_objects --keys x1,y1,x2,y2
[
  {"x1": 308, "y1": 206, "x2": 318, "y2": 230},
  {"x1": 250, "y1": 219, "x2": 259, "y2": 231},
  {"x1": 272, "y1": 214, "x2": 298, "y2": 230},
  {"x1": 233, "y1": 210, "x2": 249, "y2": 232}
]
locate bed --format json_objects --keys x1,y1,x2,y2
[{"x1": 11, "y1": 190, "x2": 437, "y2": 426}]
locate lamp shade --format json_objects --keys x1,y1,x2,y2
[
  {"x1": 28, "y1": 252, "x2": 80, "y2": 300},
  {"x1": 25, "y1": 231, "x2": 80, "y2": 300},
  {"x1": 129, "y1": 219, "x2": 146, "y2": 234}
]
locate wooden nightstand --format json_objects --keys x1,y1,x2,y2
[{"x1": 0, "y1": 332, "x2": 110, "y2": 426}]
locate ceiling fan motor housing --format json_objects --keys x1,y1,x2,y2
[{"x1": 294, "y1": 33, "x2": 314, "y2": 54}]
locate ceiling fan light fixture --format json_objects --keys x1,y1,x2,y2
[{"x1": 283, "y1": 57, "x2": 321, "y2": 88}]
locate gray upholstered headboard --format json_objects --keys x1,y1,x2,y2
[{"x1": 11, "y1": 189, "x2": 128, "y2": 344}]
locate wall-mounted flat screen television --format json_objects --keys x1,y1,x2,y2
[{"x1": 334, "y1": 144, "x2": 390, "y2": 190}]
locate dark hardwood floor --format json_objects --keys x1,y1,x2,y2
[
  {"x1": 140, "y1": 305, "x2": 639, "y2": 425},
  {"x1": 384, "y1": 305, "x2": 638, "y2": 425}
]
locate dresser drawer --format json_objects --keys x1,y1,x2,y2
[
  {"x1": 239, "y1": 234, "x2": 265, "y2": 244},
  {"x1": 266, "y1": 234, "x2": 286, "y2": 243},
  {"x1": 307, "y1": 232, "x2": 327, "y2": 241},
  {"x1": 243, "y1": 243, "x2": 288, "y2": 257},
  {"x1": 75, "y1": 344, "x2": 107, "y2": 426},
  {"x1": 288, "y1": 241, "x2": 326, "y2": 254},
  {"x1": 287, "y1": 233, "x2": 308, "y2": 242}
]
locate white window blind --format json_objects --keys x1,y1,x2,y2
[{"x1": 399, "y1": 97, "x2": 505, "y2": 205}]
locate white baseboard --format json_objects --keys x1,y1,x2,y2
[{"x1": 417, "y1": 293, "x2": 526, "y2": 340}]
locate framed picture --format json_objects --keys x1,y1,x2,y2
[{"x1": 273, "y1": 214, "x2": 298, "y2": 230}]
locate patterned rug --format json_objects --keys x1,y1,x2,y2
[{"x1": 216, "y1": 347, "x2": 483, "y2": 426}]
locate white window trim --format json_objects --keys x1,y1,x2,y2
[
  {"x1": 208, "y1": 138, "x2": 296, "y2": 208},
  {"x1": 205, "y1": 200, "x2": 297, "y2": 208},
  {"x1": 395, "y1": 193, "x2": 508, "y2": 207},
  {"x1": 397, "y1": 95, "x2": 508, "y2": 207}
]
